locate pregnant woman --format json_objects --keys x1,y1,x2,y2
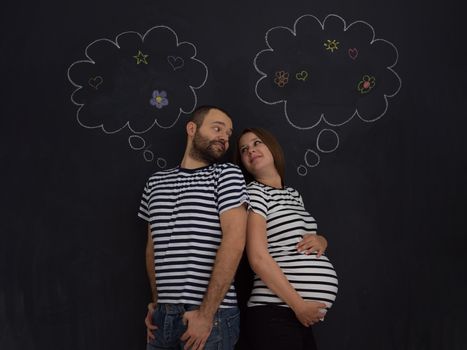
[{"x1": 236, "y1": 128, "x2": 338, "y2": 350}]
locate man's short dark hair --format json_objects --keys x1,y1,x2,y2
[{"x1": 188, "y1": 105, "x2": 231, "y2": 127}]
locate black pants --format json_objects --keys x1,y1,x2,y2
[{"x1": 244, "y1": 305, "x2": 318, "y2": 350}]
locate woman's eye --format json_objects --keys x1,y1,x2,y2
[
  {"x1": 254, "y1": 140, "x2": 262, "y2": 145},
  {"x1": 240, "y1": 147, "x2": 247, "y2": 153}
]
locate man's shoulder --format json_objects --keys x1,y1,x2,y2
[
  {"x1": 212, "y1": 162, "x2": 242, "y2": 174},
  {"x1": 212, "y1": 163, "x2": 246, "y2": 183},
  {"x1": 146, "y1": 166, "x2": 179, "y2": 182}
]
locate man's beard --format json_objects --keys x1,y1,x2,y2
[{"x1": 190, "y1": 130, "x2": 226, "y2": 164}]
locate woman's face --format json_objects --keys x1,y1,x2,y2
[{"x1": 238, "y1": 132, "x2": 275, "y2": 176}]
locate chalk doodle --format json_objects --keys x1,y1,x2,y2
[
  {"x1": 357, "y1": 75, "x2": 376, "y2": 94},
  {"x1": 297, "y1": 165, "x2": 308, "y2": 176},
  {"x1": 253, "y1": 14, "x2": 401, "y2": 175},
  {"x1": 167, "y1": 56, "x2": 184, "y2": 70},
  {"x1": 128, "y1": 135, "x2": 168, "y2": 165},
  {"x1": 67, "y1": 25, "x2": 208, "y2": 167},
  {"x1": 348, "y1": 48, "x2": 358, "y2": 60},
  {"x1": 274, "y1": 71, "x2": 289, "y2": 87},
  {"x1": 304, "y1": 149, "x2": 320, "y2": 167},
  {"x1": 88, "y1": 76, "x2": 103, "y2": 89},
  {"x1": 133, "y1": 50, "x2": 149, "y2": 65},
  {"x1": 128, "y1": 135, "x2": 146, "y2": 150},
  {"x1": 297, "y1": 149, "x2": 321, "y2": 176},
  {"x1": 295, "y1": 70, "x2": 308, "y2": 81},
  {"x1": 316, "y1": 129, "x2": 339, "y2": 153},
  {"x1": 324, "y1": 39, "x2": 339, "y2": 52},
  {"x1": 150, "y1": 90, "x2": 169, "y2": 109},
  {"x1": 143, "y1": 149, "x2": 154, "y2": 162}
]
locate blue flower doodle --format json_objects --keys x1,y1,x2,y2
[{"x1": 150, "y1": 90, "x2": 169, "y2": 109}]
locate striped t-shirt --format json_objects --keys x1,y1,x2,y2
[
  {"x1": 247, "y1": 181, "x2": 338, "y2": 309},
  {"x1": 138, "y1": 163, "x2": 248, "y2": 307}
]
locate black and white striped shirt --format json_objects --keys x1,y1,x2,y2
[
  {"x1": 247, "y1": 181, "x2": 338, "y2": 309},
  {"x1": 138, "y1": 163, "x2": 248, "y2": 307}
]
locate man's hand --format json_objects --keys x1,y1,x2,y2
[
  {"x1": 145, "y1": 302, "x2": 158, "y2": 342},
  {"x1": 180, "y1": 309, "x2": 214, "y2": 350},
  {"x1": 292, "y1": 300, "x2": 327, "y2": 327},
  {"x1": 296, "y1": 234, "x2": 328, "y2": 257}
]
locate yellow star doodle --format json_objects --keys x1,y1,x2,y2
[{"x1": 133, "y1": 50, "x2": 149, "y2": 64}]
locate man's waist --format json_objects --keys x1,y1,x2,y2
[{"x1": 156, "y1": 302, "x2": 239, "y2": 315}]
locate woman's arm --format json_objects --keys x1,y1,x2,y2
[{"x1": 246, "y1": 212, "x2": 326, "y2": 326}]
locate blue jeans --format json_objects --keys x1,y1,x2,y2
[{"x1": 146, "y1": 303, "x2": 240, "y2": 350}]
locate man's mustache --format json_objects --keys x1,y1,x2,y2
[{"x1": 209, "y1": 140, "x2": 226, "y2": 149}]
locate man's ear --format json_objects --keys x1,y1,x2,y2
[{"x1": 186, "y1": 121, "x2": 197, "y2": 137}]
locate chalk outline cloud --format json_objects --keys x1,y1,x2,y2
[
  {"x1": 253, "y1": 14, "x2": 402, "y2": 130},
  {"x1": 67, "y1": 25, "x2": 208, "y2": 134}
]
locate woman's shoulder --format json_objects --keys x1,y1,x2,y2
[
  {"x1": 247, "y1": 181, "x2": 271, "y2": 197},
  {"x1": 284, "y1": 185, "x2": 300, "y2": 195},
  {"x1": 247, "y1": 181, "x2": 266, "y2": 192},
  {"x1": 283, "y1": 186, "x2": 304, "y2": 205},
  {"x1": 247, "y1": 180, "x2": 262, "y2": 188}
]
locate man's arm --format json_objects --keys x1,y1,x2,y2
[
  {"x1": 201, "y1": 204, "x2": 247, "y2": 314},
  {"x1": 145, "y1": 224, "x2": 158, "y2": 341},
  {"x1": 146, "y1": 225, "x2": 157, "y2": 303},
  {"x1": 181, "y1": 204, "x2": 247, "y2": 350}
]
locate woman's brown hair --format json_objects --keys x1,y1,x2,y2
[{"x1": 234, "y1": 128, "x2": 286, "y2": 186}]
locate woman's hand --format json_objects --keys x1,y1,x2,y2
[
  {"x1": 292, "y1": 300, "x2": 327, "y2": 327},
  {"x1": 296, "y1": 234, "x2": 328, "y2": 257}
]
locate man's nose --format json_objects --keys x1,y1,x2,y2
[{"x1": 219, "y1": 132, "x2": 229, "y2": 141}]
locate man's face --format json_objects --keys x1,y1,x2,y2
[{"x1": 190, "y1": 109, "x2": 233, "y2": 164}]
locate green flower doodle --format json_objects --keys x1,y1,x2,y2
[{"x1": 357, "y1": 75, "x2": 376, "y2": 94}]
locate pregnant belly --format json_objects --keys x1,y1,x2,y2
[{"x1": 275, "y1": 253, "x2": 338, "y2": 308}]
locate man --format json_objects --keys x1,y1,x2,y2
[{"x1": 138, "y1": 106, "x2": 249, "y2": 350}]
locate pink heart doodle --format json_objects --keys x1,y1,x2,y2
[
  {"x1": 348, "y1": 48, "x2": 358, "y2": 60},
  {"x1": 167, "y1": 56, "x2": 184, "y2": 70}
]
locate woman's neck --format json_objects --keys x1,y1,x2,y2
[{"x1": 255, "y1": 169, "x2": 282, "y2": 189}]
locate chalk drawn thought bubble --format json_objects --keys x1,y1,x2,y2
[
  {"x1": 254, "y1": 14, "x2": 401, "y2": 130},
  {"x1": 67, "y1": 26, "x2": 208, "y2": 134}
]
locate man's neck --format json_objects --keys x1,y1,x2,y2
[{"x1": 180, "y1": 153, "x2": 210, "y2": 170}]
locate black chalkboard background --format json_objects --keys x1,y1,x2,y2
[{"x1": 1, "y1": 0, "x2": 466, "y2": 349}]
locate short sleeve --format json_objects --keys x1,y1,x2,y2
[
  {"x1": 138, "y1": 181, "x2": 151, "y2": 222},
  {"x1": 247, "y1": 184, "x2": 268, "y2": 220},
  {"x1": 216, "y1": 165, "x2": 249, "y2": 214},
  {"x1": 298, "y1": 193, "x2": 305, "y2": 207}
]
